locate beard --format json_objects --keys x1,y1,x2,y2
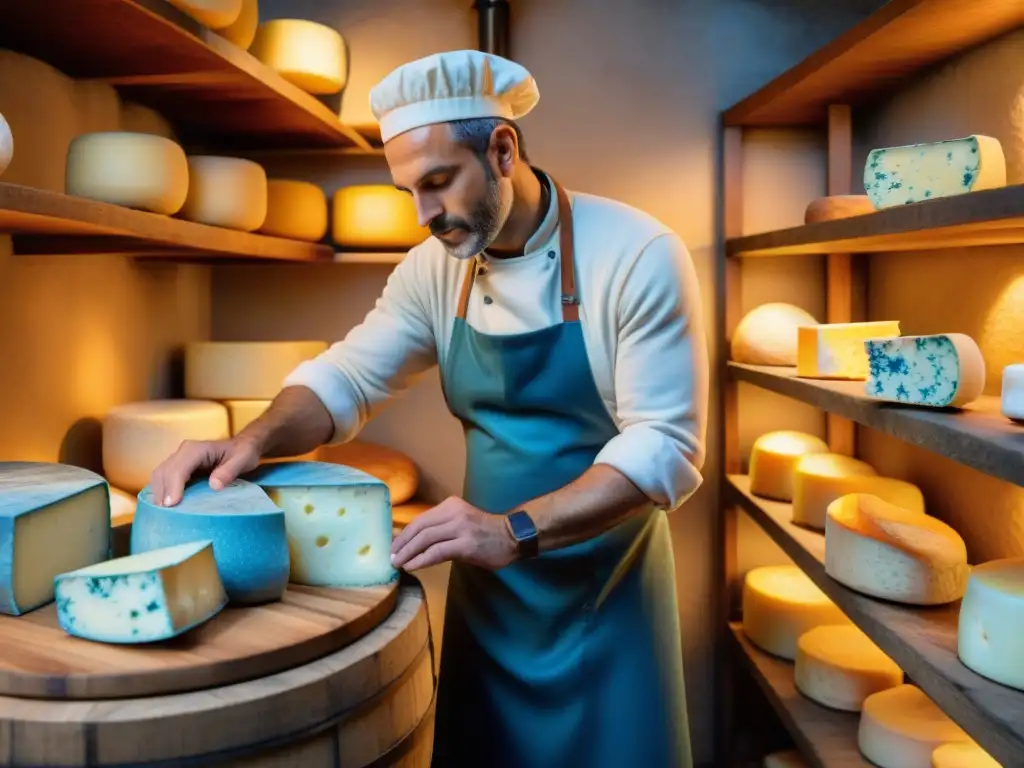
[{"x1": 429, "y1": 170, "x2": 512, "y2": 260}]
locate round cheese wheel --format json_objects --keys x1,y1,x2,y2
[
  {"x1": 791, "y1": 453, "x2": 878, "y2": 529},
  {"x1": 748, "y1": 430, "x2": 829, "y2": 502},
  {"x1": 958, "y1": 556, "x2": 1024, "y2": 690},
  {"x1": 260, "y1": 179, "x2": 328, "y2": 241},
  {"x1": 858, "y1": 685, "x2": 969, "y2": 768},
  {"x1": 392, "y1": 501, "x2": 432, "y2": 530},
  {"x1": 166, "y1": 0, "x2": 242, "y2": 28},
  {"x1": 0, "y1": 111, "x2": 11, "y2": 177},
  {"x1": 741, "y1": 564, "x2": 850, "y2": 660},
  {"x1": 317, "y1": 439, "x2": 420, "y2": 505},
  {"x1": 931, "y1": 742, "x2": 1001, "y2": 768},
  {"x1": 794, "y1": 624, "x2": 903, "y2": 711},
  {"x1": 218, "y1": 0, "x2": 258, "y2": 49},
  {"x1": 332, "y1": 185, "x2": 429, "y2": 250},
  {"x1": 108, "y1": 486, "x2": 137, "y2": 526},
  {"x1": 804, "y1": 194, "x2": 876, "y2": 224},
  {"x1": 179, "y1": 155, "x2": 268, "y2": 231},
  {"x1": 763, "y1": 749, "x2": 809, "y2": 768},
  {"x1": 120, "y1": 102, "x2": 176, "y2": 141},
  {"x1": 1001, "y1": 363, "x2": 1024, "y2": 423},
  {"x1": 731, "y1": 303, "x2": 819, "y2": 366},
  {"x1": 250, "y1": 19, "x2": 348, "y2": 95},
  {"x1": 184, "y1": 340, "x2": 328, "y2": 400},
  {"x1": 66, "y1": 132, "x2": 189, "y2": 215}
]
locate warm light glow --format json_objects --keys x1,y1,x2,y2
[
  {"x1": 980, "y1": 272, "x2": 1024, "y2": 393},
  {"x1": 70, "y1": 313, "x2": 131, "y2": 415},
  {"x1": 250, "y1": 19, "x2": 348, "y2": 95},
  {"x1": 332, "y1": 185, "x2": 429, "y2": 250}
]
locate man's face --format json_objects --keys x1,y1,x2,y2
[{"x1": 385, "y1": 124, "x2": 513, "y2": 259}]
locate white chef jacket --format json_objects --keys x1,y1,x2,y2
[{"x1": 284, "y1": 171, "x2": 709, "y2": 512}]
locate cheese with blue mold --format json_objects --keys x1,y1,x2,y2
[
  {"x1": 863, "y1": 135, "x2": 1006, "y2": 209},
  {"x1": 54, "y1": 540, "x2": 227, "y2": 644},
  {"x1": 865, "y1": 333, "x2": 986, "y2": 408}
]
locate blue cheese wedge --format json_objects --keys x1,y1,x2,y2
[
  {"x1": 131, "y1": 479, "x2": 289, "y2": 605},
  {"x1": 863, "y1": 135, "x2": 1005, "y2": 209},
  {"x1": 54, "y1": 540, "x2": 227, "y2": 644},
  {"x1": 865, "y1": 333, "x2": 986, "y2": 408},
  {"x1": 0, "y1": 462, "x2": 112, "y2": 616},
  {"x1": 244, "y1": 461, "x2": 398, "y2": 588}
]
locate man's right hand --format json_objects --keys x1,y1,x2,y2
[{"x1": 148, "y1": 437, "x2": 262, "y2": 508}]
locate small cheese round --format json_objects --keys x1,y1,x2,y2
[
  {"x1": 794, "y1": 624, "x2": 903, "y2": 711},
  {"x1": 185, "y1": 340, "x2": 328, "y2": 400},
  {"x1": 931, "y1": 742, "x2": 1001, "y2": 768},
  {"x1": 179, "y1": 155, "x2": 267, "y2": 231},
  {"x1": 791, "y1": 453, "x2": 878, "y2": 529},
  {"x1": 858, "y1": 685, "x2": 969, "y2": 768},
  {"x1": 749, "y1": 430, "x2": 829, "y2": 502},
  {"x1": 259, "y1": 179, "x2": 328, "y2": 241},
  {"x1": 1000, "y1": 363, "x2": 1024, "y2": 423},
  {"x1": 250, "y1": 19, "x2": 348, "y2": 95},
  {"x1": 958, "y1": 557, "x2": 1024, "y2": 690},
  {"x1": 66, "y1": 132, "x2": 189, "y2": 215},
  {"x1": 826, "y1": 494, "x2": 969, "y2": 605},
  {"x1": 166, "y1": 0, "x2": 242, "y2": 28},
  {"x1": 217, "y1": 0, "x2": 258, "y2": 48},
  {"x1": 731, "y1": 303, "x2": 819, "y2": 366},
  {"x1": 741, "y1": 565, "x2": 850, "y2": 660},
  {"x1": 763, "y1": 749, "x2": 809, "y2": 768},
  {"x1": 0, "y1": 111, "x2": 12, "y2": 177},
  {"x1": 332, "y1": 185, "x2": 429, "y2": 250}
]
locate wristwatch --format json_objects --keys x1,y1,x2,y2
[{"x1": 505, "y1": 509, "x2": 539, "y2": 559}]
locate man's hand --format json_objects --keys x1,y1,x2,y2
[
  {"x1": 390, "y1": 497, "x2": 519, "y2": 571},
  {"x1": 149, "y1": 437, "x2": 261, "y2": 507}
]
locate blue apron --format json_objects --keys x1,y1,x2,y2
[{"x1": 432, "y1": 178, "x2": 693, "y2": 768}]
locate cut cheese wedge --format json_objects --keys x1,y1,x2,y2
[
  {"x1": 865, "y1": 334, "x2": 986, "y2": 408},
  {"x1": 931, "y1": 742, "x2": 1002, "y2": 768},
  {"x1": 794, "y1": 624, "x2": 903, "y2": 711},
  {"x1": 185, "y1": 340, "x2": 328, "y2": 400},
  {"x1": 260, "y1": 179, "x2": 328, "y2": 242},
  {"x1": 858, "y1": 685, "x2": 970, "y2": 768},
  {"x1": 764, "y1": 749, "x2": 809, "y2": 768},
  {"x1": 797, "y1": 321, "x2": 901, "y2": 380},
  {"x1": 748, "y1": 430, "x2": 829, "y2": 502},
  {"x1": 731, "y1": 303, "x2": 818, "y2": 366},
  {"x1": 179, "y1": 155, "x2": 267, "y2": 231},
  {"x1": 317, "y1": 439, "x2": 420, "y2": 505},
  {"x1": 1000, "y1": 363, "x2": 1024, "y2": 423},
  {"x1": 332, "y1": 185, "x2": 429, "y2": 250},
  {"x1": 54, "y1": 540, "x2": 227, "y2": 644},
  {"x1": 826, "y1": 494, "x2": 969, "y2": 605},
  {"x1": 250, "y1": 19, "x2": 348, "y2": 94},
  {"x1": 958, "y1": 556, "x2": 1024, "y2": 691},
  {"x1": 791, "y1": 453, "x2": 879, "y2": 530},
  {"x1": 804, "y1": 195, "x2": 875, "y2": 224}
]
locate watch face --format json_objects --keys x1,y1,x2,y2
[{"x1": 508, "y1": 510, "x2": 537, "y2": 540}]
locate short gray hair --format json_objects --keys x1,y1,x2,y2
[{"x1": 448, "y1": 117, "x2": 529, "y2": 162}]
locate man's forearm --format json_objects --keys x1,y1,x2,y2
[{"x1": 236, "y1": 385, "x2": 335, "y2": 459}]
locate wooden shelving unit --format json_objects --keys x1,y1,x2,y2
[{"x1": 333, "y1": 251, "x2": 407, "y2": 265}]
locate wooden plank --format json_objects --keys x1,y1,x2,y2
[{"x1": 724, "y1": 0, "x2": 1024, "y2": 127}]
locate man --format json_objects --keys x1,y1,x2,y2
[{"x1": 149, "y1": 49, "x2": 708, "y2": 768}]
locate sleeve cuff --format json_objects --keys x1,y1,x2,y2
[
  {"x1": 593, "y1": 427, "x2": 704, "y2": 512},
  {"x1": 282, "y1": 359, "x2": 362, "y2": 445}
]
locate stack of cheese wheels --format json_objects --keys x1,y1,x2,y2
[
  {"x1": 260, "y1": 179, "x2": 329, "y2": 242},
  {"x1": 825, "y1": 493, "x2": 970, "y2": 605},
  {"x1": 179, "y1": 155, "x2": 268, "y2": 231},
  {"x1": 318, "y1": 439, "x2": 421, "y2": 505},
  {"x1": 730, "y1": 303, "x2": 819, "y2": 366},
  {"x1": 748, "y1": 430, "x2": 828, "y2": 502},
  {"x1": 250, "y1": 19, "x2": 348, "y2": 94},
  {"x1": 794, "y1": 624, "x2": 902, "y2": 711},
  {"x1": 958, "y1": 557, "x2": 1024, "y2": 691},
  {"x1": 858, "y1": 685, "x2": 970, "y2": 768},
  {"x1": 763, "y1": 749, "x2": 809, "y2": 767},
  {"x1": 931, "y1": 742, "x2": 1002, "y2": 767},
  {"x1": 333, "y1": 185, "x2": 430, "y2": 250}
]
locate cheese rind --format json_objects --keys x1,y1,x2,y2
[
  {"x1": 797, "y1": 321, "x2": 901, "y2": 380},
  {"x1": 250, "y1": 19, "x2": 348, "y2": 94},
  {"x1": 764, "y1": 749, "x2": 810, "y2": 768},
  {"x1": 185, "y1": 340, "x2": 328, "y2": 400},
  {"x1": 166, "y1": 0, "x2": 242, "y2": 28},
  {"x1": 217, "y1": 0, "x2": 258, "y2": 48},
  {"x1": 858, "y1": 685, "x2": 969, "y2": 768},
  {"x1": 179, "y1": 155, "x2": 267, "y2": 231},
  {"x1": 748, "y1": 430, "x2": 829, "y2": 502},
  {"x1": 54, "y1": 540, "x2": 227, "y2": 644},
  {"x1": 332, "y1": 184, "x2": 429, "y2": 250},
  {"x1": 1000, "y1": 363, "x2": 1024, "y2": 423},
  {"x1": 865, "y1": 334, "x2": 986, "y2": 408},
  {"x1": 730, "y1": 303, "x2": 819, "y2": 366},
  {"x1": 259, "y1": 179, "x2": 328, "y2": 242},
  {"x1": 957, "y1": 557, "x2": 1024, "y2": 691},
  {"x1": 794, "y1": 624, "x2": 903, "y2": 711},
  {"x1": 0, "y1": 111, "x2": 12, "y2": 177},
  {"x1": 863, "y1": 135, "x2": 1006, "y2": 209},
  {"x1": 930, "y1": 742, "x2": 1001, "y2": 768}
]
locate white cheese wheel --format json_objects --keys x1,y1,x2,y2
[
  {"x1": 185, "y1": 340, "x2": 328, "y2": 400},
  {"x1": 931, "y1": 742, "x2": 1001, "y2": 768},
  {"x1": 731, "y1": 303, "x2": 819, "y2": 366},
  {"x1": 791, "y1": 453, "x2": 877, "y2": 530},
  {"x1": 741, "y1": 564, "x2": 850, "y2": 660},
  {"x1": 166, "y1": 0, "x2": 242, "y2": 28},
  {"x1": 250, "y1": 19, "x2": 348, "y2": 95},
  {"x1": 102, "y1": 400, "x2": 230, "y2": 493},
  {"x1": 66, "y1": 132, "x2": 189, "y2": 215},
  {"x1": 826, "y1": 494, "x2": 969, "y2": 605},
  {"x1": 260, "y1": 179, "x2": 328, "y2": 241},
  {"x1": 108, "y1": 486, "x2": 137, "y2": 526},
  {"x1": 0, "y1": 111, "x2": 11, "y2": 177},
  {"x1": 958, "y1": 556, "x2": 1024, "y2": 691},
  {"x1": 748, "y1": 430, "x2": 829, "y2": 502},
  {"x1": 179, "y1": 155, "x2": 267, "y2": 231},
  {"x1": 794, "y1": 624, "x2": 903, "y2": 711},
  {"x1": 217, "y1": 0, "x2": 258, "y2": 49},
  {"x1": 1000, "y1": 363, "x2": 1024, "y2": 423},
  {"x1": 796, "y1": 321, "x2": 901, "y2": 380},
  {"x1": 119, "y1": 102, "x2": 176, "y2": 141},
  {"x1": 332, "y1": 185, "x2": 429, "y2": 250},
  {"x1": 764, "y1": 749, "x2": 809, "y2": 768},
  {"x1": 858, "y1": 685, "x2": 970, "y2": 768}
]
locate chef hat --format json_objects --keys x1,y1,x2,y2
[{"x1": 369, "y1": 49, "x2": 539, "y2": 143}]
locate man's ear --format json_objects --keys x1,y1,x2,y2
[{"x1": 490, "y1": 124, "x2": 519, "y2": 178}]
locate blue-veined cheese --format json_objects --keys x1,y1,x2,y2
[
  {"x1": 244, "y1": 461, "x2": 398, "y2": 588},
  {"x1": 796, "y1": 321, "x2": 901, "y2": 380},
  {"x1": 54, "y1": 540, "x2": 227, "y2": 644},
  {"x1": 865, "y1": 334, "x2": 986, "y2": 408},
  {"x1": 863, "y1": 135, "x2": 1006, "y2": 209},
  {"x1": 0, "y1": 462, "x2": 111, "y2": 616},
  {"x1": 131, "y1": 479, "x2": 289, "y2": 605},
  {"x1": 958, "y1": 557, "x2": 1024, "y2": 692}
]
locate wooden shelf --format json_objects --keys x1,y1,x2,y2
[
  {"x1": 0, "y1": 0, "x2": 374, "y2": 151},
  {"x1": 728, "y1": 363, "x2": 1024, "y2": 488},
  {"x1": 723, "y1": 0, "x2": 1024, "y2": 127},
  {"x1": 333, "y1": 251, "x2": 407, "y2": 265},
  {"x1": 729, "y1": 624, "x2": 869, "y2": 768}
]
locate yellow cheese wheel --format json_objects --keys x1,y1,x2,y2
[
  {"x1": 958, "y1": 556, "x2": 1024, "y2": 691},
  {"x1": 931, "y1": 742, "x2": 1001, "y2": 768},
  {"x1": 0, "y1": 111, "x2": 11, "y2": 177},
  {"x1": 858, "y1": 685, "x2": 969, "y2": 768},
  {"x1": 250, "y1": 19, "x2": 348, "y2": 95},
  {"x1": 748, "y1": 430, "x2": 829, "y2": 502},
  {"x1": 731, "y1": 303, "x2": 819, "y2": 366},
  {"x1": 217, "y1": 0, "x2": 259, "y2": 49},
  {"x1": 259, "y1": 179, "x2": 328, "y2": 241},
  {"x1": 317, "y1": 439, "x2": 420, "y2": 505},
  {"x1": 794, "y1": 624, "x2": 903, "y2": 711},
  {"x1": 332, "y1": 185, "x2": 429, "y2": 250},
  {"x1": 179, "y1": 155, "x2": 267, "y2": 231},
  {"x1": 392, "y1": 501, "x2": 433, "y2": 531},
  {"x1": 185, "y1": 340, "x2": 328, "y2": 400},
  {"x1": 119, "y1": 102, "x2": 176, "y2": 141},
  {"x1": 166, "y1": 0, "x2": 242, "y2": 28}
]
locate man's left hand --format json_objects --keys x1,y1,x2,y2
[{"x1": 390, "y1": 496, "x2": 519, "y2": 571}]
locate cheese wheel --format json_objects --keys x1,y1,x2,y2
[
  {"x1": 259, "y1": 179, "x2": 328, "y2": 241},
  {"x1": 741, "y1": 565, "x2": 850, "y2": 660},
  {"x1": 250, "y1": 19, "x2": 348, "y2": 95},
  {"x1": 958, "y1": 557, "x2": 1024, "y2": 690},
  {"x1": 119, "y1": 101, "x2": 176, "y2": 141},
  {"x1": 748, "y1": 430, "x2": 829, "y2": 502},
  {"x1": 931, "y1": 742, "x2": 1001, "y2": 768},
  {"x1": 392, "y1": 501, "x2": 432, "y2": 530},
  {"x1": 0, "y1": 111, "x2": 11, "y2": 177},
  {"x1": 223, "y1": 399, "x2": 270, "y2": 435},
  {"x1": 73, "y1": 79, "x2": 121, "y2": 137},
  {"x1": 825, "y1": 494, "x2": 969, "y2": 605},
  {"x1": 794, "y1": 624, "x2": 903, "y2": 711},
  {"x1": 1000, "y1": 363, "x2": 1024, "y2": 423},
  {"x1": 185, "y1": 340, "x2": 328, "y2": 400},
  {"x1": 108, "y1": 486, "x2": 137, "y2": 526},
  {"x1": 179, "y1": 155, "x2": 267, "y2": 231},
  {"x1": 797, "y1": 321, "x2": 901, "y2": 380},
  {"x1": 217, "y1": 0, "x2": 258, "y2": 49},
  {"x1": 764, "y1": 749, "x2": 810, "y2": 768},
  {"x1": 317, "y1": 439, "x2": 420, "y2": 505},
  {"x1": 804, "y1": 195, "x2": 876, "y2": 224},
  {"x1": 731, "y1": 303, "x2": 819, "y2": 366},
  {"x1": 166, "y1": 0, "x2": 242, "y2": 28},
  {"x1": 858, "y1": 685, "x2": 970, "y2": 768},
  {"x1": 791, "y1": 453, "x2": 877, "y2": 530},
  {"x1": 865, "y1": 334, "x2": 986, "y2": 409},
  {"x1": 102, "y1": 400, "x2": 230, "y2": 493},
  {"x1": 332, "y1": 185, "x2": 429, "y2": 250},
  {"x1": 66, "y1": 132, "x2": 189, "y2": 215}
]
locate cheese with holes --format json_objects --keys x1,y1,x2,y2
[
  {"x1": 259, "y1": 179, "x2": 328, "y2": 242},
  {"x1": 317, "y1": 439, "x2": 420, "y2": 505},
  {"x1": 54, "y1": 540, "x2": 227, "y2": 644},
  {"x1": 119, "y1": 102, "x2": 176, "y2": 141},
  {"x1": 931, "y1": 742, "x2": 1001, "y2": 768},
  {"x1": 244, "y1": 461, "x2": 397, "y2": 587},
  {"x1": 166, "y1": 0, "x2": 242, "y2": 27},
  {"x1": 66, "y1": 132, "x2": 189, "y2": 215},
  {"x1": 0, "y1": 462, "x2": 111, "y2": 616},
  {"x1": 332, "y1": 185, "x2": 429, "y2": 250},
  {"x1": 250, "y1": 19, "x2": 348, "y2": 94},
  {"x1": 132, "y1": 478, "x2": 289, "y2": 604},
  {"x1": 179, "y1": 155, "x2": 267, "y2": 231},
  {"x1": 741, "y1": 565, "x2": 850, "y2": 660},
  {"x1": 858, "y1": 685, "x2": 969, "y2": 768},
  {"x1": 764, "y1": 749, "x2": 810, "y2": 768},
  {"x1": 958, "y1": 557, "x2": 1024, "y2": 691},
  {"x1": 102, "y1": 400, "x2": 230, "y2": 493},
  {"x1": 731, "y1": 303, "x2": 819, "y2": 366},
  {"x1": 748, "y1": 430, "x2": 829, "y2": 502},
  {"x1": 792, "y1": 454, "x2": 876, "y2": 529},
  {"x1": 218, "y1": 0, "x2": 258, "y2": 48},
  {"x1": 795, "y1": 624, "x2": 903, "y2": 711},
  {"x1": 0, "y1": 111, "x2": 11, "y2": 177},
  {"x1": 804, "y1": 195, "x2": 876, "y2": 224},
  {"x1": 108, "y1": 486, "x2": 137, "y2": 526},
  {"x1": 826, "y1": 494, "x2": 968, "y2": 605},
  {"x1": 1001, "y1": 363, "x2": 1024, "y2": 423},
  {"x1": 185, "y1": 340, "x2": 328, "y2": 400},
  {"x1": 797, "y1": 321, "x2": 901, "y2": 380},
  {"x1": 866, "y1": 334, "x2": 986, "y2": 408}
]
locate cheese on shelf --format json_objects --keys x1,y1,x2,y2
[
  {"x1": 185, "y1": 340, "x2": 328, "y2": 400},
  {"x1": 748, "y1": 430, "x2": 829, "y2": 502},
  {"x1": 119, "y1": 102, "x2": 176, "y2": 141},
  {"x1": 1000, "y1": 363, "x2": 1024, "y2": 423},
  {"x1": 792, "y1": 453, "x2": 878, "y2": 530},
  {"x1": 865, "y1": 334, "x2": 986, "y2": 408},
  {"x1": 826, "y1": 494, "x2": 969, "y2": 605},
  {"x1": 958, "y1": 556, "x2": 1024, "y2": 691},
  {"x1": 54, "y1": 540, "x2": 227, "y2": 644},
  {"x1": 863, "y1": 135, "x2": 1006, "y2": 210},
  {"x1": 259, "y1": 179, "x2": 328, "y2": 242},
  {"x1": 73, "y1": 80, "x2": 121, "y2": 138},
  {"x1": 764, "y1": 750, "x2": 809, "y2": 768},
  {"x1": 796, "y1": 470, "x2": 925, "y2": 532},
  {"x1": 730, "y1": 303, "x2": 819, "y2": 367},
  {"x1": 217, "y1": 0, "x2": 258, "y2": 49},
  {"x1": 931, "y1": 742, "x2": 1002, "y2": 768},
  {"x1": 858, "y1": 685, "x2": 970, "y2": 768},
  {"x1": 102, "y1": 400, "x2": 230, "y2": 493},
  {"x1": 0, "y1": 462, "x2": 111, "y2": 616},
  {"x1": 794, "y1": 624, "x2": 903, "y2": 711},
  {"x1": 108, "y1": 486, "x2": 137, "y2": 526},
  {"x1": 179, "y1": 155, "x2": 267, "y2": 231},
  {"x1": 224, "y1": 399, "x2": 270, "y2": 435},
  {"x1": 250, "y1": 19, "x2": 348, "y2": 95},
  {"x1": 332, "y1": 185, "x2": 429, "y2": 250},
  {"x1": 741, "y1": 564, "x2": 849, "y2": 661},
  {"x1": 65, "y1": 132, "x2": 189, "y2": 215},
  {"x1": 166, "y1": 0, "x2": 242, "y2": 28},
  {"x1": 132, "y1": 478, "x2": 289, "y2": 605},
  {"x1": 317, "y1": 439, "x2": 420, "y2": 505},
  {"x1": 804, "y1": 194, "x2": 876, "y2": 224},
  {"x1": 0, "y1": 111, "x2": 12, "y2": 177},
  {"x1": 796, "y1": 321, "x2": 901, "y2": 380}
]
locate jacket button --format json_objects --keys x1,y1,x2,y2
[
  {"x1": 547, "y1": 250, "x2": 556, "y2": 259},
  {"x1": 483, "y1": 295, "x2": 493, "y2": 305}
]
